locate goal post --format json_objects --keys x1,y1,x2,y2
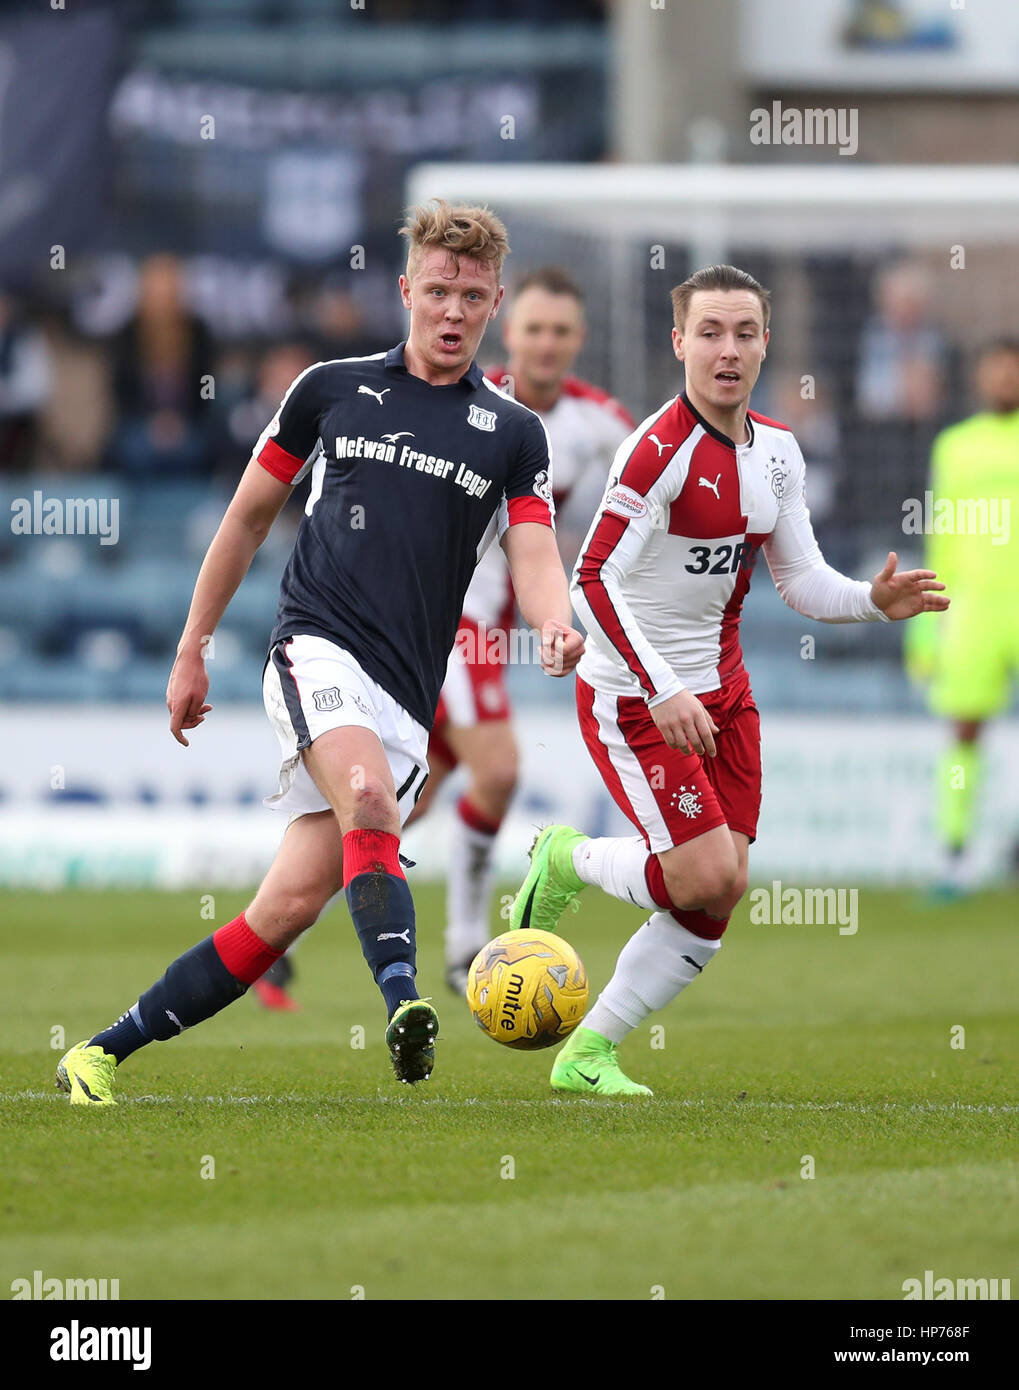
[
  {"x1": 405, "y1": 162, "x2": 1019, "y2": 553},
  {"x1": 407, "y1": 162, "x2": 1019, "y2": 247}
]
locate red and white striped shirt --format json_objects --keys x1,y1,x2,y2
[{"x1": 573, "y1": 391, "x2": 886, "y2": 704}]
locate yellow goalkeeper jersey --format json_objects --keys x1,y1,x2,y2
[
  {"x1": 905, "y1": 408, "x2": 1019, "y2": 679},
  {"x1": 923, "y1": 410, "x2": 1019, "y2": 595}
]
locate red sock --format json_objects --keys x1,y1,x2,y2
[
  {"x1": 343, "y1": 829, "x2": 403, "y2": 887},
  {"x1": 457, "y1": 795, "x2": 502, "y2": 837},
  {"x1": 669, "y1": 906, "x2": 729, "y2": 941},
  {"x1": 212, "y1": 913, "x2": 282, "y2": 984},
  {"x1": 644, "y1": 854, "x2": 673, "y2": 910}
]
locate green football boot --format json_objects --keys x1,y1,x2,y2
[
  {"x1": 510, "y1": 825, "x2": 588, "y2": 933},
  {"x1": 550, "y1": 1026, "x2": 653, "y2": 1097},
  {"x1": 385, "y1": 999, "x2": 439, "y2": 1084},
  {"x1": 56, "y1": 1040, "x2": 119, "y2": 1107}
]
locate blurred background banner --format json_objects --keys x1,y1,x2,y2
[
  {"x1": 2, "y1": 706, "x2": 1016, "y2": 889},
  {"x1": 1, "y1": 0, "x2": 1016, "y2": 888},
  {"x1": 742, "y1": 0, "x2": 1019, "y2": 90},
  {"x1": 0, "y1": 7, "x2": 119, "y2": 280}
]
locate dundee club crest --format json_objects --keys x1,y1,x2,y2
[
  {"x1": 467, "y1": 404, "x2": 497, "y2": 432},
  {"x1": 312, "y1": 687, "x2": 344, "y2": 713}
]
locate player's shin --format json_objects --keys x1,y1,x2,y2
[
  {"x1": 936, "y1": 739, "x2": 983, "y2": 887},
  {"x1": 446, "y1": 795, "x2": 501, "y2": 974},
  {"x1": 343, "y1": 829, "x2": 419, "y2": 1018},
  {"x1": 584, "y1": 911, "x2": 723, "y2": 1043},
  {"x1": 88, "y1": 913, "x2": 283, "y2": 1062},
  {"x1": 572, "y1": 835, "x2": 671, "y2": 911}
]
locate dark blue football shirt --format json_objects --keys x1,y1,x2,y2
[{"x1": 255, "y1": 343, "x2": 554, "y2": 728}]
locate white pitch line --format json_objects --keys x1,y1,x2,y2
[{"x1": 5, "y1": 1090, "x2": 1018, "y2": 1115}]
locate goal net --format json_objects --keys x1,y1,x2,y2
[
  {"x1": 397, "y1": 164, "x2": 1019, "y2": 882},
  {"x1": 406, "y1": 162, "x2": 1019, "y2": 560}
]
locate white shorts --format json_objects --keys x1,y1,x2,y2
[{"x1": 262, "y1": 634, "x2": 429, "y2": 825}]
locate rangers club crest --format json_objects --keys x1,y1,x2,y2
[
  {"x1": 467, "y1": 404, "x2": 497, "y2": 432},
  {"x1": 769, "y1": 456, "x2": 787, "y2": 499},
  {"x1": 312, "y1": 687, "x2": 344, "y2": 713},
  {"x1": 670, "y1": 784, "x2": 703, "y2": 819}
]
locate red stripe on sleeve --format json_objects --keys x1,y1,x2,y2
[
  {"x1": 608, "y1": 399, "x2": 698, "y2": 495},
  {"x1": 618, "y1": 434, "x2": 681, "y2": 496},
  {"x1": 507, "y1": 496, "x2": 553, "y2": 527},
  {"x1": 575, "y1": 511, "x2": 658, "y2": 699},
  {"x1": 257, "y1": 437, "x2": 307, "y2": 484}
]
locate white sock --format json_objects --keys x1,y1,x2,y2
[
  {"x1": 572, "y1": 835, "x2": 659, "y2": 910},
  {"x1": 445, "y1": 804, "x2": 499, "y2": 965},
  {"x1": 584, "y1": 913, "x2": 722, "y2": 1043},
  {"x1": 944, "y1": 845, "x2": 980, "y2": 892}
]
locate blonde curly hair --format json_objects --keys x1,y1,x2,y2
[{"x1": 400, "y1": 199, "x2": 510, "y2": 283}]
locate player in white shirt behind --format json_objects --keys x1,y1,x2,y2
[
  {"x1": 406, "y1": 268, "x2": 635, "y2": 993},
  {"x1": 508, "y1": 263, "x2": 951, "y2": 1095}
]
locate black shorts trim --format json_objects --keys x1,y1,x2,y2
[
  {"x1": 270, "y1": 640, "x2": 311, "y2": 751},
  {"x1": 396, "y1": 764, "x2": 422, "y2": 803}
]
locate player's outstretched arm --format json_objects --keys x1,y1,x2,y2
[
  {"x1": 869, "y1": 550, "x2": 949, "y2": 621},
  {"x1": 764, "y1": 444, "x2": 898, "y2": 624},
  {"x1": 167, "y1": 459, "x2": 292, "y2": 745},
  {"x1": 501, "y1": 522, "x2": 584, "y2": 677}
]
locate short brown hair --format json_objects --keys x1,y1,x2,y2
[
  {"x1": 978, "y1": 337, "x2": 1019, "y2": 360},
  {"x1": 671, "y1": 264, "x2": 771, "y2": 332},
  {"x1": 400, "y1": 198, "x2": 510, "y2": 283},
  {"x1": 513, "y1": 266, "x2": 584, "y2": 305}
]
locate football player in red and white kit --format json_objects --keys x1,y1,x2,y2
[
  {"x1": 408, "y1": 268, "x2": 634, "y2": 993},
  {"x1": 509, "y1": 264, "x2": 950, "y2": 1095}
]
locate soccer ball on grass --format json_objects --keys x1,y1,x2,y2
[{"x1": 466, "y1": 929, "x2": 588, "y2": 1050}]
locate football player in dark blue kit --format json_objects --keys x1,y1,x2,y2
[{"x1": 57, "y1": 201, "x2": 584, "y2": 1103}]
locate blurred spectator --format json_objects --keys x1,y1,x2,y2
[
  {"x1": 105, "y1": 254, "x2": 216, "y2": 479},
  {"x1": 856, "y1": 262, "x2": 948, "y2": 424},
  {"x1": 287, "y1": 273, "x2": 395, "y2": 361},
  {"x1": 222, "y1": 341, "x2": 317, "y2": 478},
  {"x1": 0, "y1": 294, "x2": 52, "y2": 471},
  {"x1": 770, "y1": 368, "x2": 841, "y2": 515},
  {"x1": 847, "y1": 260, "x2": 953, "y2": 526}
]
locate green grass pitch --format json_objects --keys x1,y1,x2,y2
[{"x1": 1, "y1": 885, "x2": 1016, "y2": 1301}]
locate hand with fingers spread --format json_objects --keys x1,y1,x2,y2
[
  {"x1": 870, "y1": 551, "x2": 950, "y2": 622},
  {"x1": 166, "y1": 647, "x2": 212, "y2": 747},
  {"x1": 649, "y1": 688, "x2": 720, "y2": 757}
]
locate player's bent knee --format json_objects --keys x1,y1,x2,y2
[
  {"x1": 477, "y1": 761, "x2": 518, "y2": 808},
  {"x1": 347, "y1": 779, "x2": 399, "y2": 829},
  {"x1": 702, "y1": 870, "x2": 747, "y2": 919},
  {"x1": 663, "y1": 853, "x2": 739, "y2": 911},
  {"x1": 700, "y1": 864, "x2": 740, "y2": 907},
  {"x1": 663, "y1": 863, "x2": 722, "y2": 909}
]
